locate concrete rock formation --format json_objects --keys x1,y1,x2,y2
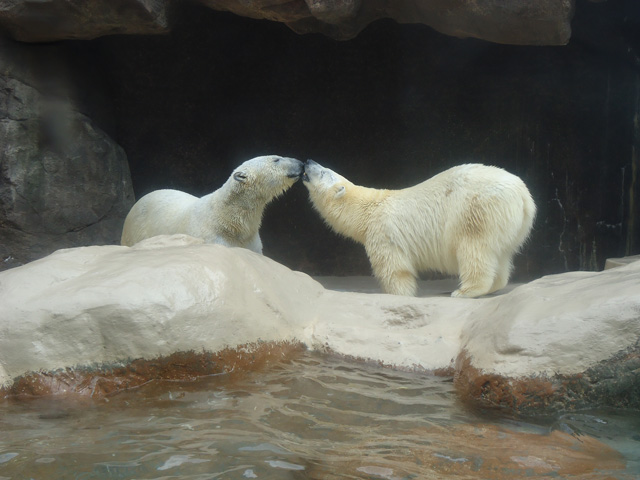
[
  {"x1": 0, "y1": 0, "x2": 574, "y2": 45},
  {"x1": 0, "y1": 234, "x2": 638, "y2": 414},
  {"x1": 457, "y1": 263, "x2": 640, "y2": 413}
]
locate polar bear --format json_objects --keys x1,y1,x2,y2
[
  {"x1": 121, "y1": 155, "x2": 303, "y2": 253},
  {"x1": 302, "y1": 160, "x2": 536, "y2": 298}
]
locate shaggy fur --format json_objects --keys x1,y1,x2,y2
[
  {"x1": 302, "y1": 160, "x2": 536, "y2": 298},
  {"x1": 121, "y1": 155, "x2": 303, "y2": 253}
]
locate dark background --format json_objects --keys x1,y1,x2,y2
[{"x1": 91, "y1": 0, "x2": 639, "y2": 279}]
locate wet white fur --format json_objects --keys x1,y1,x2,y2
[
  {"x1": 303, "y1": 161, "x2": 536, "y2": 297},
  {"x1": 121, "y1": 155, "x2": 302, "y2": 253}
]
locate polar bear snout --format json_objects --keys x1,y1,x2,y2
[
  {"x1": 302, "y1": 160, "x2": 311, "y2": 182},
  {"x1": 302, "y1": 160, "x2": 340, "y2": 189},
  {"x1": 285, "y1": 158, "x2": 304, "y2": 179},
  {"x1": 302, "y1": 159, "x2": 322, "y2": 183}
]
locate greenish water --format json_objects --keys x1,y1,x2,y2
[{"x1": 0, "y1": 351, "x2": 638, "y2": 479}]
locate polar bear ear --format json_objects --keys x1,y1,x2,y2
[
  {"x1": 233, "y1": 171, "x2": 248, "y2": 183},
  {"x1": 334, "y1": 185, "x2": 346, "y2": 198}
]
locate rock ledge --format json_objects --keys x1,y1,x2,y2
[{"x1": 0, "y1": 235, "x2": 638, "y2": 414}]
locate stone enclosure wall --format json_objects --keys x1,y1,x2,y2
[
  {"x1": 0, "y1": 0, "x2": 639, "y2": 276},
  {"x1": 0, "y1": 40, "x2": 133, "y2": 268}
]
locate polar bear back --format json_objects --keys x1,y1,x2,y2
[
  {"x1": 121, "y1": 188, "x2": 251, "y2": 248},
  {"x1": 370, "y1": 164, "x2": 535, "y2": 275},
  {"x1": 121, "y1": 189, "x2": 200, "y2": 246}
]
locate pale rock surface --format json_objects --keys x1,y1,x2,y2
[
  {"x1": 0, "y1": 235, "x2": 471, "y2": 387},
  {"x1": 0, "y1": 235, "x2": 319, "y2": 387},
  {"x1": 604, "y1": 254, "x2": 640, "y2": 270},
  {"x1": 0, "y1": 234, "x2": 639, "y2": 412},
  {"x1": 460, "y1": 264, "x2": 640, "y2": 378}
]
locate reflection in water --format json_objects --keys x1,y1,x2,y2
[{"x1": 0, "y1": 351, "x2": 638, "y2": 479}]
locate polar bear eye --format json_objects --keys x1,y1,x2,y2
[{"x1": 273, "y1": 158, "x2": 280, "y2": 163}]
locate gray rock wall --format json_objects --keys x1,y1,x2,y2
[
  {"x1": 0, "y1": 0, "x2": 572, "y2": 45},
  {"x1": 0, "y1": 40, "x2": 134, "y2": 269},
  {"x1": 0, "y1": 0, "x2": 169, "y2": 42}
]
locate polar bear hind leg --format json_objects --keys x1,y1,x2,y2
[
  {"x1": 489, "y1": 254, "x2": 513, "y2": 294},
  {"x1": 452, "y1": 241, "x2": 499, "y2": 298},
  {"x1": 485, "y1": 200, "x2": 535, "y2": 295}
]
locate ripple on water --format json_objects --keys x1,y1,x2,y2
[
  {"x1": 0, "y1": 351, "x2": 638, "y2": 479},
  {"x1": 0, "y1": 454, "x2": 18, "y2": 464}
]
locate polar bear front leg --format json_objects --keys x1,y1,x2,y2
[
  {"x1": 367, "y1": 247, "x2": 418, "y2": 297},
  {"x1": 379, "y1": 270, "x2": 419, "y2": 297}
]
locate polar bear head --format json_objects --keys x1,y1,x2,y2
[
  {"x1": 302, "y1": 159, "x2": 366, "y2": 240},
  {"x1": 229, "y1": 155, "x2": 303, "y2": 203},
  {"x1": 301, "y1": 159, "x2": 349, "y2": 199}
]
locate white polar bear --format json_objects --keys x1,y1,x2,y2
[
  {"x1": 121, "y1": 155, "x2": 303, "y2": 253},
  {"x1": 302, "y1": 160, "x2": 536, "y2": 298}
]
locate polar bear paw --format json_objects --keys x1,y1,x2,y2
[{"x1": 451, "y1": 286, "x2": 491, "y2": 298}]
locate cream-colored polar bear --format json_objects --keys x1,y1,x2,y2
[
  {"x1": 302, "y1": 160, "x2": 536, "y2": 298},
  {"x1": 121, "y1": 155, "x2": 303, "y2": 253}
]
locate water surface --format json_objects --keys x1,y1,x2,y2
[{"x1": 1, "y1": 351, "x2": 638, "y2": 479}]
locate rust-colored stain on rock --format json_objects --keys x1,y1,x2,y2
[
  {"x1": 455, "y1": 344, "x2": 640, "y2": 413},
  {"x1": 454, "y1": 351, "x2": 557, "y2": 412},
  {"x1": 1, "y1": 341, "x2": 305, "y2": 400}
]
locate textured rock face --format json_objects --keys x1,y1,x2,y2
[
  {"x1": 288, "y1": 0, "x2": 574, "y2": 44},
  {"x1": 0, "y1": 41, "x2": 134, "y2": 269},
  {"x1": 0, "y1": 0, "x2": 573, "y2": 45},
  {"x1": 0, "y1": 235, "x2": 638, "y2": 414},
  {"x1": 0, "y1": 0, "x2": 169, "y2": 42}
]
